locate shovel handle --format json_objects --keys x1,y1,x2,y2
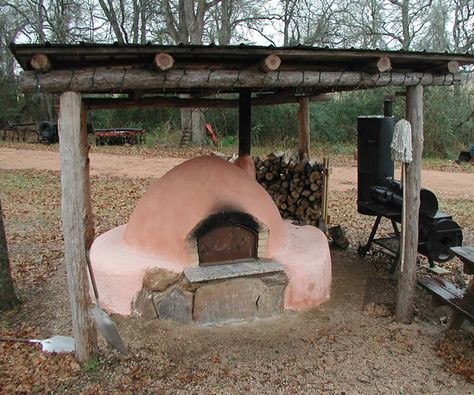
[
  {"x1": 85, "y1": 250, "x2": 100, "y2": 301},
  {"x1": 0, "y1": 337, "x2": 38, "y2": 344}
]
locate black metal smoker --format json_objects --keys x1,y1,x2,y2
[{"x1": 357, "y1": 100, "x2": 463, "y2": 272}]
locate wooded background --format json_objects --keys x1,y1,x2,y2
[{"x1": 1, "y1": 0, "x2": 473, "y2": 157}]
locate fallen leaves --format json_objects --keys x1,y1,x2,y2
[
  {"x1": 0, "y1": 149, "x2": 473, "y2": 393},
  {"x1": 0, "y1": 326, "x2": 80, "y2": 394},
  {"x1": 437, "y1": 331, "x2": 474, "y2": 383}
]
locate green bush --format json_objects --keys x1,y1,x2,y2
[{"x1": 4, "y1": 81, "x2": 472, "y2": 158}]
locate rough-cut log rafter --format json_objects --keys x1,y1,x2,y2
[
  {"x1": 20, "y1": 69, "x2": 462, "y2": 94},
  {"x1": 30, "y1": 53, "x2": 51, "y2": 72},
  {"x1": 447, "y1": 61, "x2": 460, "y2": 73},
  {"x1": 258, "y1": 54, "x2": 282, "y2": 73},
  {"x1": 153, "y1": 52, "x2": 175, "y2": 71},
  {"x1": 376, "y1": 56, "x2": 391, "y2": 72},
  {"x1": 83, "y1": 93, "x2": 330, "y2": 110}
]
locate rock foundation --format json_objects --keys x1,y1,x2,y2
[{"x1": 132, "y1": 263, "x2": 289, "y2": 325}]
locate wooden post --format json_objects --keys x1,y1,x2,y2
[
  {"x1": 239, "y1": 89, "x2": 251, "y2": 156},
  {"x1": 59, "y1": 92, "x2": 98, "y2": 362},
  {"x1": 298, "y1": 97, "x2": 310, "y2": 161},
  {"x1": 395, "y1": 85, "x2": 423, "y2": 323}
]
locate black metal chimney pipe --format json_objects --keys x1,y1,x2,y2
[{"x1": 384, "y1": 99, "x2": 394, "y2": 117}]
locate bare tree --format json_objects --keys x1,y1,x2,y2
[
  {"x1": 162, "y1": 0, "x2": 224, "y2": 144},
  {"x1": 418, "y1": 0, "x2": 450, "y2": 51},
  {"x1": 97, "y1": 0, "x2": 153, "y2": 44},
  {"x1": 206, "y1": 0, "x2": 272, "y2": 45},
  {"x1": 0, "y1": 198, "x2": 19, "y2": 312},
  {"x1": 452, "y1": 0, "x2": 474, "y2": 52},
  {"x1": 379, "y1": 0, "x2": 434, "y2": 50}
]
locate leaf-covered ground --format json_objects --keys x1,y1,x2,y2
[{"x1": 0, "y1": 150, "x2": 473, "y2": 393}]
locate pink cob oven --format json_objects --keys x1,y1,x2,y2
[{"x1": 90, "y1": 155, "x2": 331, "y2": 325}]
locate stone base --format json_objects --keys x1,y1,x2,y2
[
  {"x1": 193, "y1": 273, "x2": 287, "y2": 325},
  {"x1": 91, "y1": 221, "x2": 331, "y2": 315},
  {"x1": 132, "y1": 263, "x2": 288, "y2": 325}
]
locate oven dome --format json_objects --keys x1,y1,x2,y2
[{"x1": 123, "y1": 155, "x2": 286, "y2": 263}]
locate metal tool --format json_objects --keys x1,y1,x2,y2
[
  {"x1": 0, "y1": 335, "x2": 75, "y2": 353},
  {"x1": 86, "y1": 253, "x2": 128, "y2": 356}
]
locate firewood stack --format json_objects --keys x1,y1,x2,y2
[{"x1": 255, "y1": 151, "x2": 324, "y2": 226}]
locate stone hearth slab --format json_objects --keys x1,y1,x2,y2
[{"x1": 184, "y1": 260, "x2": 284, "y2": 283}]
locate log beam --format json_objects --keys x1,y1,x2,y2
[
  {"x1": 446, "y1": 60, "x2": 460, "y2": 73},
  {"x1": 153, "y1": 52, "x2": 174, "y2": 71},
  {"x1": 30, "y1": 53, "x2": 51, "y2": 72},
  {"x1": 83, "y1": 93, "x2": 330, "y2": 110},
  {"x1": 298, "y1": 97, "x2": 310, "y2": 161},
  {"x1": 363, "y1": 56, "x2": 391, "y2": 73},
  {"x1": 20, "y1": 69, "x2": 462, "y2": 94},
  {"x1": 258, "y1": 54, "x2": 282, "y2": 73},
  {"x1": 239, "y1": 89, "x2": 252, "y2": 156},
  {"x1": 395, "y1": 85, "x2": 424, "y2": 324},
  {"x1": 376, "y1": 56, "x2": 391, "y2": 72},
  {"x1": 59, "y1": 91, "x2": 98, "y2": 362}
]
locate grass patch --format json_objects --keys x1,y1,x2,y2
[{"x1": 83, "y1": 358, "x2": 102, "y2": 372}]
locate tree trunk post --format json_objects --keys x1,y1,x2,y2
[
  {"x1": 395, "y1": 85, "x2": 424, "y2": 323},
  {"x1": 239, "y1": 89, "x2": 252, "y2": 156},
  {"x1": 298, "y1": 97, "x2": 310, "y2": 160},
  {"x1": 59, "y1": 91, "x2": 98, "y2": 363},
  {"x1": 0, "y1": 198, "x2": 20, "y2": 312},
  {"x1": 191, "y1": 108, "x2": 206, "y2": 145}
]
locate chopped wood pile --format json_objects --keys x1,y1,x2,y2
[{"x1": 255, "y1": 151, "x2": 324, "y2": 226}]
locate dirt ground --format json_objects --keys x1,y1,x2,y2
[
  {"x1": 1, "y1": 146, "x2": 473, "y2": 199},
  {"x1": 0, "y1": 143, "x2": 473, "y2": 393}
]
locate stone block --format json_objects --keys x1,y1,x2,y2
[
  {"x1": 193, "y1": 275, "x2": 287, "y2": 325},
  {"x1": 260, "y1": 272, "x2": 289, "y2": 286},
  {"x1": 179, "y1": 276, "x2": 200, "y2": 293},
  {"x1": 153, "y1": 285, "x2": 193, "y2": 324},
  {"x1": 256, "y1": 282, "x2": 286, "y2": 317},
  {"x1": 143, "y1": 268, "x2": 180, "y2": 292},
  {"x1": 184, "y1": 260, "x2": 284, "y2": 283},
  {"x1": 131, "y1": 288, "x2": 157, "y2": 319}
]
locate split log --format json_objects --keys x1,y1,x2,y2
[{"x1": 255, "y1": 150, "x2": 325, "y2": 224}]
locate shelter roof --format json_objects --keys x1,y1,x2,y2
[
  {"x1": 10, "y1": 42, "x2": 474, "y2": 73},
  {"x1": 9, "y1": 43, "x2": 474, "y2": 105}
]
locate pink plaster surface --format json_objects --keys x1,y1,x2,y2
[
  {"x1": 90, "y1": 222, "x2": 331, "y2": 315},
  {"x1": 234, "y1": 155, "x2": 256, "y2": 179},
  {"x1": 124, "y1": 155, "x2": 286, "y2": 263},
  {"x1": 275, "y1": 223, "x2": 332, "y2": 310},
  {"x1": 90, "y1": 225, "x2": 187, "y2": 315}
]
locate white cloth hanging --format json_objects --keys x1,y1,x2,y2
[{"x1": 391, "y1": 119, "x2": 413, "y2": 164}]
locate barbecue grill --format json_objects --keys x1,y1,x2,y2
[{"x1": 356, "y1": 102, "x2": 463, "y2": 272}]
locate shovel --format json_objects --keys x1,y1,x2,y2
[
  {"x1": 0, "y1": 335, "x2": 75, "y2": 353},
  {"x1": 86, "y1": 252, "x2": 128, "y2": 356}
]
